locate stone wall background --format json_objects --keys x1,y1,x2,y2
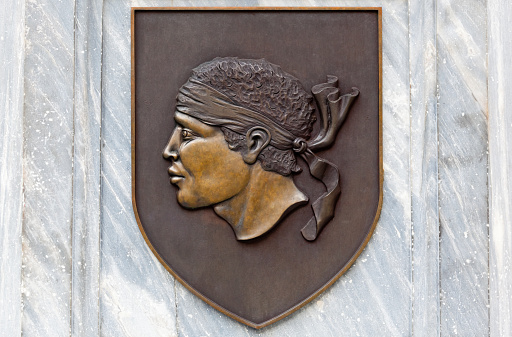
[{"x1": 1, "y1": 1, "x2": 511, "y2": 336}]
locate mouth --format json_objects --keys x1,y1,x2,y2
[
  {"x1": 169, "y1": 175, "x2": 184, "y2": 185},
  {"x1": 168, "y1": 166, "x2": 185, "y2": 185}
]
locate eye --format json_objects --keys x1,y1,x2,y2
[{"x1": 181, "y1": 128, "x2": 196, "y2": 140}]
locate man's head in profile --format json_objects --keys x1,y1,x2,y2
[{"x1": 163, "y1": 57, "x2": 358, "y2": 241}]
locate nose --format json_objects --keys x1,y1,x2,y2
[
  {"x1": 162, "y1": 128, "x2": 180, "y2": 161},
  {"x1": 162, "y1": 146, "x2": 178, "y2": 161}
]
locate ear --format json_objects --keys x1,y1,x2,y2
[{"x1": 242, "y1": 126, "x2": 271, "y2": 165}]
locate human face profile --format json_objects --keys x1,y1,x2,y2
[{"x1": 162, "y1": 112, "x2": 251, "y2": 209}]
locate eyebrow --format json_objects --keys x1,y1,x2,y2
[
  {"x1": 174, "y1": 113, "x2": 194, "y2": 128},
  {"x1": 174, "y1": 112, "x2": 209, "y2": 134}
]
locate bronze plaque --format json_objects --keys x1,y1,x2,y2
[{"x1": 132, "y1": 8, "x2": 382, "y2": 328}]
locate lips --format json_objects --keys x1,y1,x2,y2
[
  {"x1": 170, "y1": 176, "x2": 184, "y2": 184},
  {"x1": 168, "y1": 166, "x2": 185, "y2": 185}
]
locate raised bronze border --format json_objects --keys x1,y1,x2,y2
[{"x1": 131, "y1": 7, "x2": 383, "y2": 329}]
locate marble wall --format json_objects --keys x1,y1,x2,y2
[{"x1": 1, "y1": 0, "x2": 511, "y2": 336}]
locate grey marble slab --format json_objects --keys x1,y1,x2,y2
[
  {"x1": 488, "y1": 0, "x2": 512, "y2": 335},
  {"x1": 2, "y1": 0, "x2": 512, "y2": 336},
  {"x1": 72, "y1": 0, "x2": 103, "y2": 335},
  {"x1": 0, "y1": 0, "x2": 25, "y2": 336},
  {"x1": 437, "y1": 0, "x2": 489, "y2": 335},
  {"x1": 409, "y1": 0, "x2": 440, "y2": 335},
  {"x1": 21, "y1": 0, "x2": 76, "y2": 335},
  {"x1": 99, "y1": 1, "x2": 177, "y2": 336}
]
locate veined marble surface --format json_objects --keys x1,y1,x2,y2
[
  {"x1": 1, "y1": 0, "x2": 511, "y2": 336},
  {"x1": 0, "y1": 1, "x2": 24, "y2": 337},
  {"x1": 488, "y1": 0, "x2": 512, "y2": 336},
  {"x1": 21, "y1": 0, "x2": 75, "y2": 335}
]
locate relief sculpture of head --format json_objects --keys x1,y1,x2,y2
[{"x1": 162, "y1": 57, "x2": 359, "y2": 241}]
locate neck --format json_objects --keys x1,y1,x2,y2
[{"x1": 213, "y1": 164, "x2": 308, "y2": 240}]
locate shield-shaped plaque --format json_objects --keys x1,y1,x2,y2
[{"x1": 132, "y1": 7, "x2": 382, "y2": 328}]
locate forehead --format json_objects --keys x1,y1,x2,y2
[{"x1": 174, "y1": 111, "x2": 217, "y2": 134}]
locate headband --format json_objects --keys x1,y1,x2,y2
[{"x1": 176, "y1": 77, "x2": 359, "y2": 241}]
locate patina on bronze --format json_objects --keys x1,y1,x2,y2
[
  {"x1": 132, "y1": 8, "x2": 382, "y2": 329},
  {"x1": 162, "y1": 58, "x2": 359, "y2": 241}
]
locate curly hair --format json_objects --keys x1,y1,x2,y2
[{"x1": 190, "y1": 57, "x2": 316, "y2": 176}]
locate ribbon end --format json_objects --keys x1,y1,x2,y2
[{"x1": 301, "y1": 219, "x2": 318, "y2": 241}]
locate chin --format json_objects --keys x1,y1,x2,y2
[
  {"x1": 176, "y1": 191, "x2": 208, "y2": 209},
  {"x1": 176, "y1": 192, "x2": 194, "y2": 209}
]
